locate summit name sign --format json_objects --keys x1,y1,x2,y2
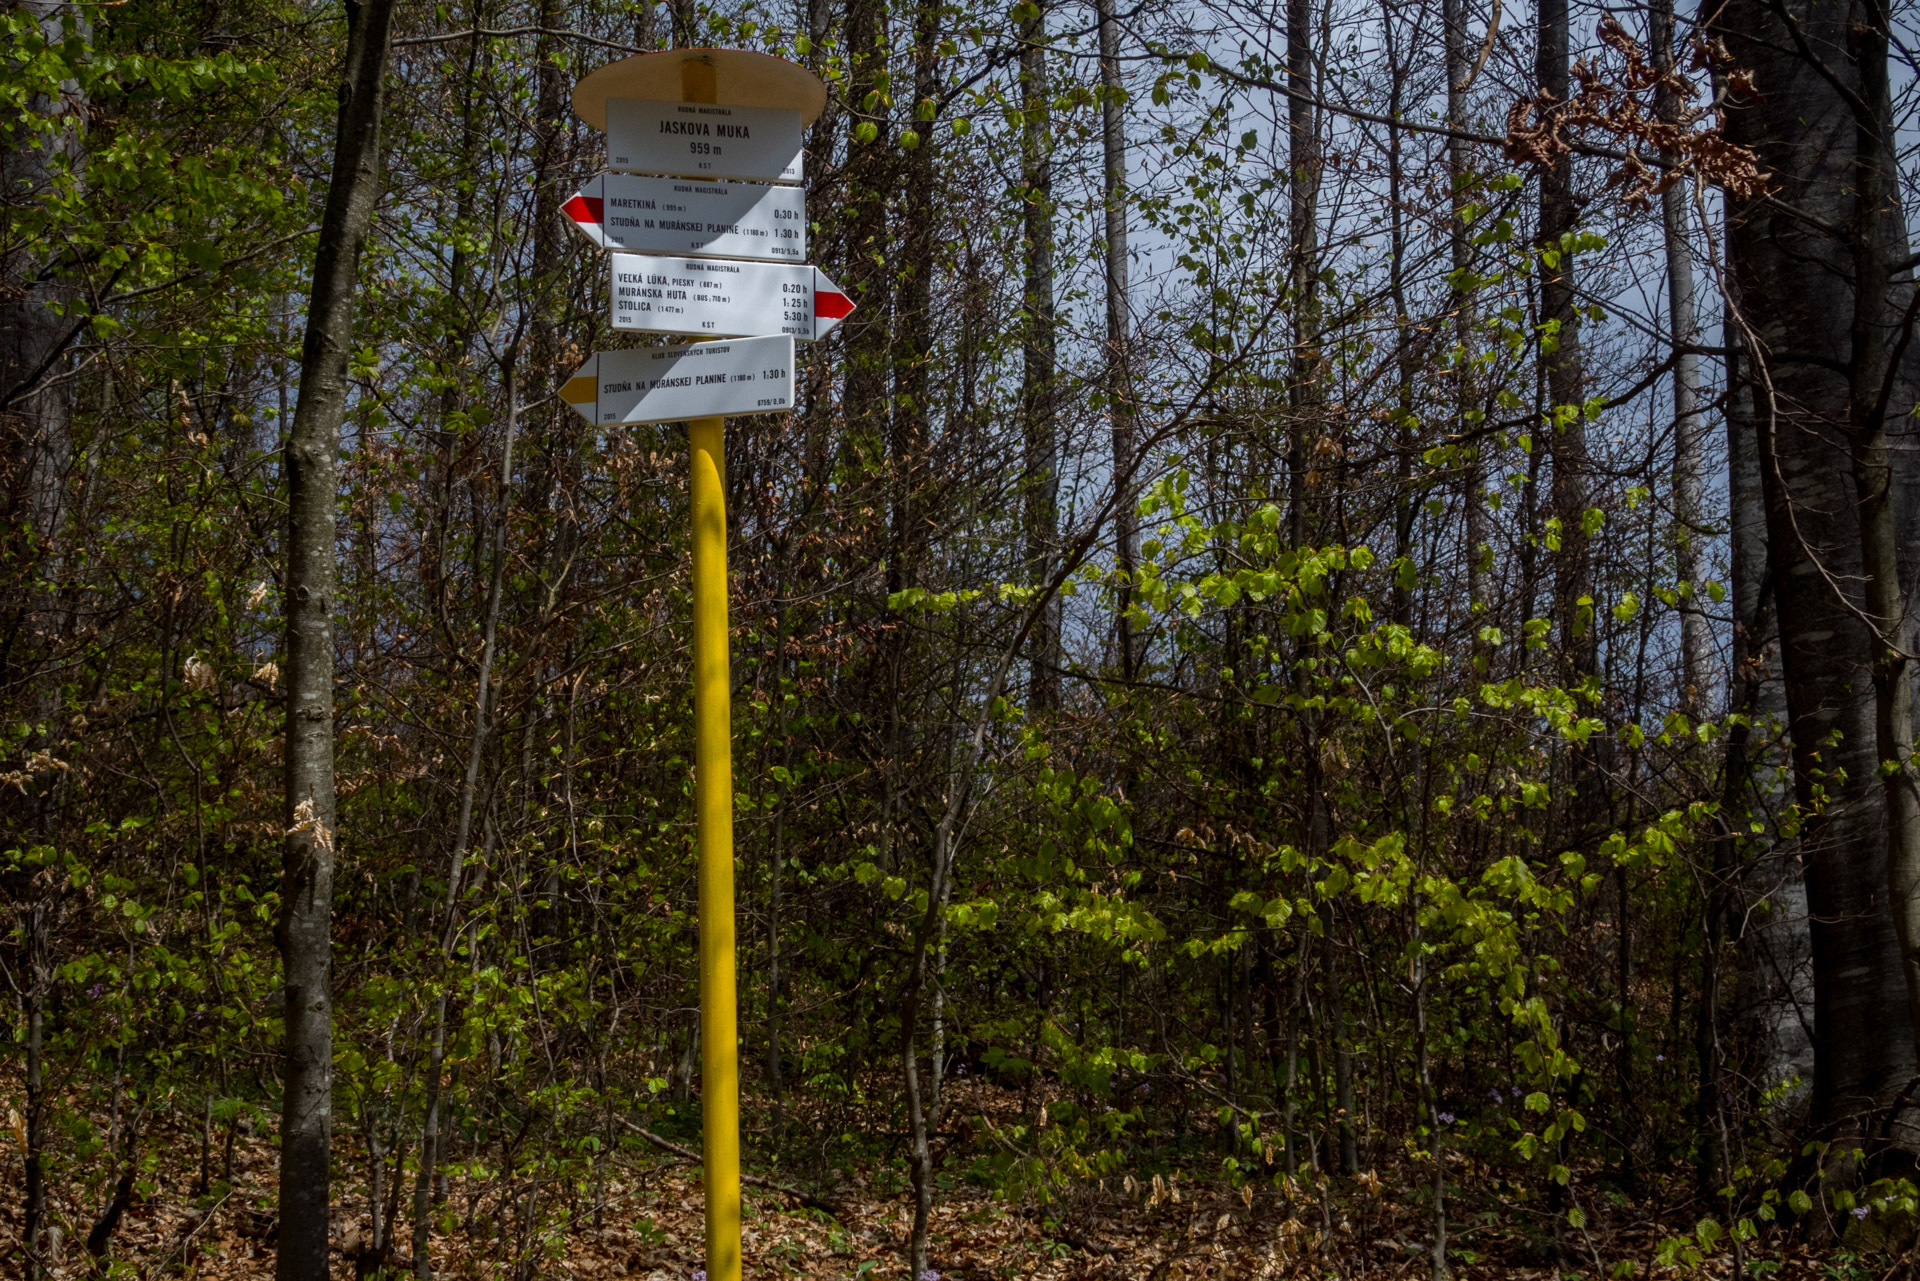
[{"x1": 606, "y1": 98, "x2": 803, "y2": 183}]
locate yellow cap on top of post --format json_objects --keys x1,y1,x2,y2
[{"x1": 571, "y1": 47, "x2": 829, "y2": 129}]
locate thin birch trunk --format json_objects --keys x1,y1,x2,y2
[
  {"x1": 901, "y1": 4, "x2": 942, "y2": 1267},
  {"x1": 279, "y1": 3, "x2": 396, "y2": 1275}
]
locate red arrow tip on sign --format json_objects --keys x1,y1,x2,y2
[
  {"x1": 563, "y1": 194, "x2": 604, "y2": 225},
  {"x1": 809, "y1": 270, "x2": 855, "y2": 341},
  {"x1": 815, "y1": 286, "x2": 853, "y2": 320}
]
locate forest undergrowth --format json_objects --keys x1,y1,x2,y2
[{"x1": 3, "y1": 1073, "x2": 1903, "y2": 1281}]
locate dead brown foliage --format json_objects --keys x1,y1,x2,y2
[{"x1": 1504, "y1": 16, "x2": 1766, "y2": 210}]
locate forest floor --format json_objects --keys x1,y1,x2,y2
[{"x1": 0, "y1": 1081, "x2": 1889, "y2": 1279}]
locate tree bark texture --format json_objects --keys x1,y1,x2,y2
[
  {"x1": 1097, "y1": 0, "x2": 1137, "y2": 680},
  {"x1": 1442, "y1": 0, "x2": 1480, "y2": 613},
  {"x1": 1840, "y1": 0, "x2": 1920, "y2": 1083},
  {"x1": 842, "y1": 0, "x2": 891, "y2": 482},
  {"x1": 1650, "y1": 0, "x2": 1712, "y2": 710},
  {"x1": 1, "y1": 0, "x2": 84, "y2": 705},
  {"x1": 1285, "y1": 0, "x2": 1321, "y2": 549},
  {"x1": 1536, "y1": 0, "x2": 1590, "y2": 679},
  {"x1": 1021, "y1": 1, "x2": 1059, "y2": 710},
  {"x1": 1716, "y1": 0, "x2": 1920, "y2": 1141},
  {"x1": 1725, "y1": 305, "x2": 1816, "y2": 1128},
  {"x1": 22, "y1": 902, "x2": 49, "y2": 1281},
  {"x1": 0, "y1": 0, "x2": 77, "y2": 481},
  {"x1": 278, "y1": 1, "x2": 397, "y2": 1276},
  {"x1": 903, "y1": 4, "x2": 941, "y2": 1270},
  {"x1": 1, "y1": 10, "x2": 83, "y2": 1274},
  {"x1": 1384, "y1": 3, "x2": 1418, "y2": 631}
]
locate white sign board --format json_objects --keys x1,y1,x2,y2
[
  {"x1": 610, "y1": 255, "x2": 854, "y2": 341},
  {"x1": 606, "y1": 98, "x2": 804, "y2": 184},
  {"x1": 560, "y1": 336, "x2": 796, "y2": 426},
  {"x1": 563, "y1": 173, "x2": 806, "y2": 261}
]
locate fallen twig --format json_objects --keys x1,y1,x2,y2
[
  {"x1": 615, "y1": 1116, "x2": 845, "y2": 1218},
  {"x1": 142, "y1": 1188, "x2": 231, "y2": 1281}
]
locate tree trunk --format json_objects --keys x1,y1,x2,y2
[
  {"x1": 1843, "y1": 0, "x2": 1920, "y2": 1077},
  {"x1": 842, "y1": 0, "x2": 891, "y2": 475},
  {"x1": 800, "y1": 0, "x2": 839, "y2": 493},
  {"x1": 1725, "y1": 309, "x2": 1814, "y2": 1126},
  {"x1": 903, "y1": 988, "x2": 934, "y2": 1277},
  {"x1": 1715, "y1": 0, "x2": 1920, "y2": 1142},
  {"x1": 929, "y1": 880, "x2": 951, "y2": 1130},
  {"x1": 1413, "y1": 937, "x2": 1448, "y2": 1278},
  {"x1": 1097, "y1": 0, "x2": 1137, "y2": 679},
  {"x1": 1326, "y1": 919, "x2": 1359, "y2": 1175},
  {"x1": 1285, "y1": 0, "x2": 1321, "y2": 549},
  {"x1": 902, "y1": 2, "x2": 942, "y2": 1270},
  {"x1": 767, "y1": 596, "x2": 789, "y2": 1117},
  {"x1": 1650, "y1": 0, "x2": 1712, "y2": 710},
  {"x1": 278, "y1": 2, "x2": 397, "y2": 1276},
  {"x1": 22, "y1": 902, "x2": 48, "y2": 1281},
  {"x1": 1382, "y1": 0, "x2": 1417, "y2": 631},
  {"x1": 1021, "y1": 0, "x2": 1059, "y2": 710},
  {"x1": 1536, "y1": 0, "x2": 1589, "y2": 679},
  {"x1": 1443, "y1": 0, "x2": 1480, "y2": 614},
  {"x1": 0, "y1": 0, "x2": 82, "y2": 592},
  {"x1": 1282, "y1": 928, "x2": 1309, "y2": 1174}
]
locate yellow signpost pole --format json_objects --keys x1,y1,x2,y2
[
  {"x1": 688, "y1": 411, "x2": 739, "y2": 1281},
  {"x1": 682, "y1": 54, "x2": 741, "y2": 1281}
]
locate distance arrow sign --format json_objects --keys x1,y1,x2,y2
[
  {"x1": 559, "y1": 336, "x2": 796, "y2": 426},
  {"x1": 610, "y1": 255, "x2": 854, "y2": 341},
  {"x1": 563, "y1": 173, "x2": 805, "y2": 261}
]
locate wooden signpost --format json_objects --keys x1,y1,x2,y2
[{"x1": 568, "y1": 47, "x2": 836, "y2": 1281}]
